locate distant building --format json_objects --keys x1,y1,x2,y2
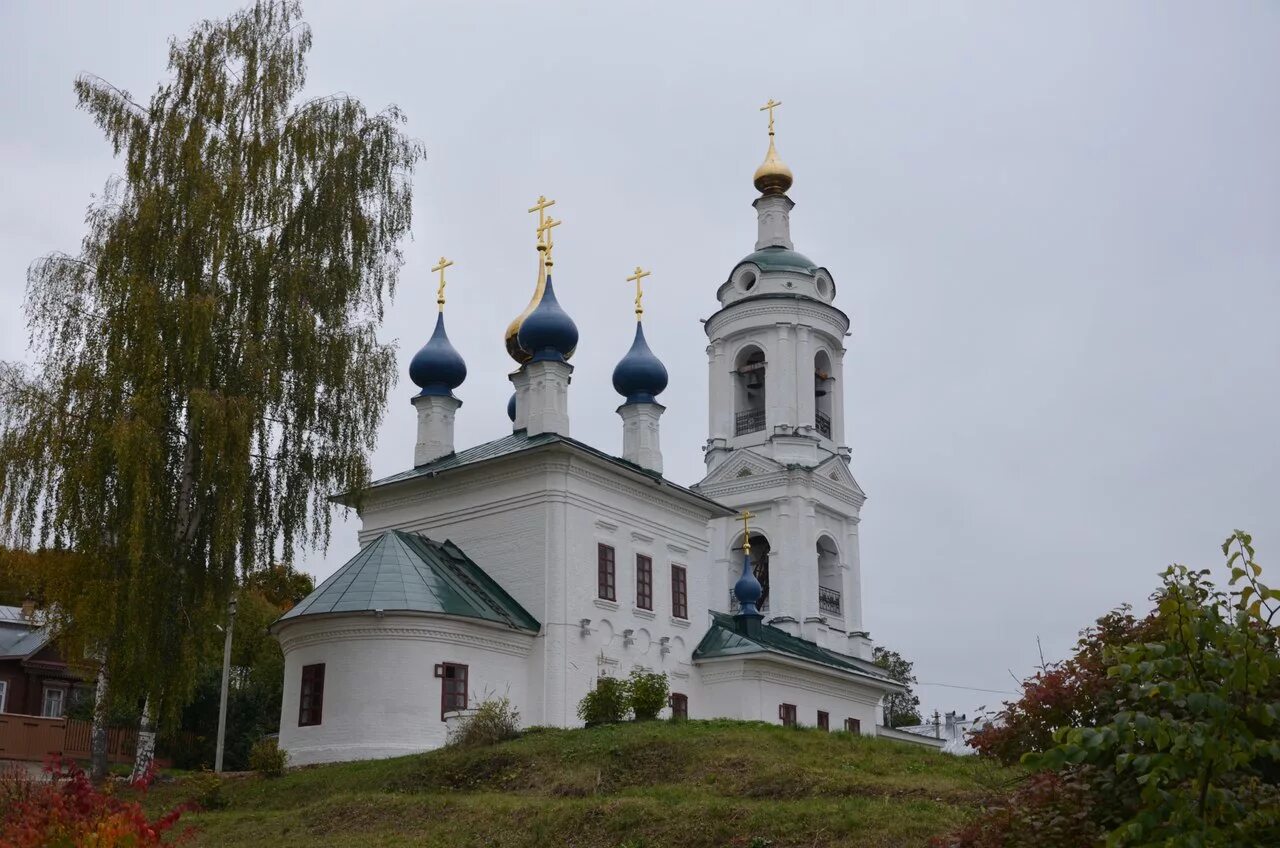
[
  {"x1": 0, "y1": 603, "x2": 83, "y2": 717},
  {"x1": 270, "y1": 107, "x2": 908, "y2": 766},
  {"x1": 894, "y1": 711, "x2": 985, "y2": 755}
]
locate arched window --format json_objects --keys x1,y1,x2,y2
[
  {"x1": 734, "y1": 346, "x2": 767, "y2": 435},
  {"x1": 729, "y1": 531, "x2": 771, "y2": 612},
  {"x1": 814, "y1": 350, "x2": 833, "y2": 438},
  {"x1": 817, "y1": 536, "x2": 841, "y2": 619}
]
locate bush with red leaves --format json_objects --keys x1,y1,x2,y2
[
  {"x1": 0, "y1": 756, "x2": 190, "y2": 847},
  {"x1": 969, "y1": 606, "x2": 1159, "y2": 765},
  {"x1": 929, "y1": 770, "x2": 1105, "y2": 848}
]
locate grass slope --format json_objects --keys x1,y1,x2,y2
[{"x1": 147, "y1": 720, "x2": 1017, "y2": 847}]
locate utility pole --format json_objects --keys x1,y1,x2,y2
[{"x1": 214, "y1": 594, "x2": 238, "y2": 773}]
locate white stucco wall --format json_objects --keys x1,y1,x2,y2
[
  {"x1": 275, "y1": 612, "x2": 533, "y2": 766},
  {"x1": 696, "y1": 656, "x2": 883, "y2": 735}
]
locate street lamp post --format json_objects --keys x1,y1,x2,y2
[{"x1": 214, "y1": 594, "x2": 238, "y2": 773}]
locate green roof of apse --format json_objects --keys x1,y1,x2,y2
[{"x1": 276, "y1": 531, "x2": 539, "y2": 633}]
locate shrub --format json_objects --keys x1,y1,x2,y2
[
  {"x1": 577, "y1": 676, "x2": 630, "y2": 726},
  {"x1": 450, "y1": 696, "x2": 521, "y2": 747},
  {"x1": 248, "y1": 736, "x2": 288, "y2": 777},
  {"x1": 0, "y1": 756, "x2": 189, "y2": 847},
  {"x1": 627, "y1": 669, "x2": 669, "y2": 721},
  {"x1": 186, "y1": 769, "x2": 228, "y2": 810}
]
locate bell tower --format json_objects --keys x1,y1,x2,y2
[{"x1": 695, "y1": 101, "x2": 872, "y2": 660}]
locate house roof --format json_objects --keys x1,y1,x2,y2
[
  {"x1": 274, "y1": 531, "x2": 540, "y2": 634},
  {"x1": 338, "y1": 430, "x2": 734, "y2": 516},
  {"x1": 693, "y1": 611, "x2": 902, "y2": 689},
  {"x1": 0, "y1": 608, "x2": 51, "y2": 661}
]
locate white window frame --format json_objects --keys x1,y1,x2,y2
[
  {"x1": 41, "y1": 684, "x2": 66, "y2": 718},
  {"x1": 0, "y1": 679, "x2": 8, "y2": 713}
]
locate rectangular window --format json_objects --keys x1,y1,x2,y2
[
  {"x1": 779, "y1": 703, "x2": 797, "y2": 727},
  {"x1": 636, "y1": 554, "x2": 653, "y2": 610},
  {"x1": 0, "y1": 679, "x2": 7, "y2": 713},
  {"x1": 597, "y1": 544, "x2": 616, "y2": 601},
  {"x1": 670, "y1": 564, "x2": 688, "y2": 619},
  {"x1": 298, "y1": 663, "x2": 325, "y2": 727},
  {"x1": 670, "y1": 692, "x2": 688, "y2": 720},
  {"x1": 439, "y1": 662, "x2": 469, "y2": 720},
  {"x1": 817, "y1": 710, "x2": 830, "y2": 731},
  {"x1": 844, "y1": 717, "x2": 861, "y2": 734},
  {"x1": 42, "y1": 686, "x2": 65, "y2": 719}
]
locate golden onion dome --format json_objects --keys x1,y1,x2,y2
[{"x1": 753, "y1": 135, "x2": 793, "y2": 195}]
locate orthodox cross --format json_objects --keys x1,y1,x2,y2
[
  {"x1": 538, "y1": 216, "x2": 562, "y2": 267},
  {"x1": 528, "y1": 195, "x2": 556, "y2": 252},
  {"x1": 625, "y1": 266, "x2": 651, "y2": 319},
  {"x1": 738, "y1": 509, "x2": 755, "y2": 554},
  {"x1": 431, "y1": 256, "x2": 453, "y2": 309},
  {"x1": 759, "y1": 98, "x2": 782, "y2": 135}
]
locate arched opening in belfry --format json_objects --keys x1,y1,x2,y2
[
  {"x1": 734, "y1": 346, "x2": 767, "y2": 436},
  {"x1": 730, "y1": 531, "x2": 771, "y2": 612},
  {"x1": 814, "y1": 350, "x2": 833, "y2": 438},
  {"x1": 817, "y1": 535, "x2": 842, "y2": 620}
]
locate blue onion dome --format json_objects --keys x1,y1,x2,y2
[
  {"x1": 408, "y1": 313, "x2": 467, "y2": 397},
  {"x1": 507, "y1": 392, "x2": 517, "y2": 422},
  {"x1": 734, "y1": 551, "x2": 764, "y2": 617},
  {"x1": 611, "y1": 321, "x2": 668, "y2": 404},
  {"x1": 517, "y1": 274, "x2": 578, "y2": 363}
]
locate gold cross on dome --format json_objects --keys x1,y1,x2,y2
[
  {"x1": 431, "y1": 256, "x2": 454, "y2": 308},
  {"x1": 625, "y1": 266, "x2": 651, "y2": 319},
  {"x1": 759, "y1": 98, "x2": 782, "y2": 135},
  {"x1": 528, "y1": 195, "x2": 556, "y2": 232},
  {"x1": 538, "y1": 216, "x2": 562, "y2": 266},
  {"x1": 738, "y1": 509, "x2": 755, "y2": 554}
]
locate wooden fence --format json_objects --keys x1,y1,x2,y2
[{"x1": 0, "y1": 713, "x2": 137, "y2": 764}]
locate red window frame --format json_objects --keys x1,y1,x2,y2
[
  {"x1": 598, "y1": 544, "x2": 616, "y2": 601},
  {"x1": 438, "y1": 662, "x2": 468, "y2": 720},
  {"x1": 670, "y1": 564, "x2": 688, "y2": 619},
  {"x1": 779, "y1": 703, "x2": 797, "y2": 727},
  {"x1": 298, "y1": 663, "x2": 325, "y2": 727},
  {"x1": 817, "y1": 710, "x2": 830, "y2": 731},
  {"x1": 670, "y1": 692, "x2": 688, "y2": 720},
  {"x1": 636, "y1": 554, "x2": 653, "y2": 610},
  {"x1": 844, "y1": 717, "x2": 861, "y2": 734}
]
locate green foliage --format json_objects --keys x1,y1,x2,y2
[
  {"x1": 0, "y1": 0, "x2": 423, "y2": 724},
  {"x1": 626, "y1": 669, "x2": 669, "y2": 721},
  {"x1": 248, "y1": 737, "x2": 288, "y2": 777},
  {"x1": 873, "y1": 646, "x2": 922, "y2": 727},
  {"x1": 449, "y1": 696, "x2": 522, "y2": 748},
  {"x1": 577, "y1": 676, "x2": 631, "y2": 726},
  {"x1": 245, "y1": 563, "x2": 315, "y2": 611},
  {"x1": 186, "y1": 769, "x2": 228, "y2": 811},
  {"x1": 953, "y1": 531, "x2": 1280, "y2": 847}
]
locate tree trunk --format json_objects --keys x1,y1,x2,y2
[
  {"x1": 90, "y1": 655, "x2": 110, "y2": 781},
  {"x1": 129, "y1": 695, "x2": 156, "y2": 784}
]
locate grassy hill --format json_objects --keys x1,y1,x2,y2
[{"x1": 146, "y1": 720, "x2": 1018, "y2": 847}]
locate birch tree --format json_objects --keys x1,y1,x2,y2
[{"x1": 0, "y1": 0, "x2": 423, "y2": 778}]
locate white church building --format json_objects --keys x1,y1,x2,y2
[{"x1": 271, "y1": 109, "x2": 905, "y2": 766}]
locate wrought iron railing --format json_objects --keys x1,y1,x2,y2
[
  {"x1": 818, "y1": 586, "x2": 842, "y2": 615},
  {"x1": 735, "y1": 409, "x2": 765, "y2": 436},
  {"x1": 815, "y1": 411, "x2": 832, "y2": 438}
]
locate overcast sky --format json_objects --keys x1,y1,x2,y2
[{"x1": 3, "y1": 1, "x2": 1278, "y2": 718}]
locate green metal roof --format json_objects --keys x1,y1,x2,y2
[
  {"x1": 736, "y1": 246, "x2": 819, "y2": 274},
  {"x1": 693, "y1": 611, "x2": 901, "y2": 687},
  {"x1": 345, "y1": 430, "x2": 733, "y2": 516},
  {"x1": 276, "y1": 531, "x2": 540, "y2": 633}
]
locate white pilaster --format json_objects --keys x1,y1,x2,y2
[
  {"x1": 618, "y1": 402, "x2": 664, "y2": 474},
  {"x1": 753, "y1": 194, "x2": 795, "y2": 250},
  {"x1": 412, "y1": 394, "x2": 461, "y2": 466},
  {"x1": 522, "y1": 359, "x2": 572, "y2": 437}
]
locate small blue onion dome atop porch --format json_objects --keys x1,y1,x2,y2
[
  {"x1": 611, "y1": 321, "x2": 668, "y2": 404},
  {"x1": 517, "y1": 275, "x2": 578, "y2": 363},
  {"x1": 409, "y1": 313, "x2": 467, "y2": 397},
  {"x1": 734, "y1": 550, "x2": 764, "y2": 620},
  {"x1": 506, "y1": 392, "x2": 517, "y2": 422}
]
